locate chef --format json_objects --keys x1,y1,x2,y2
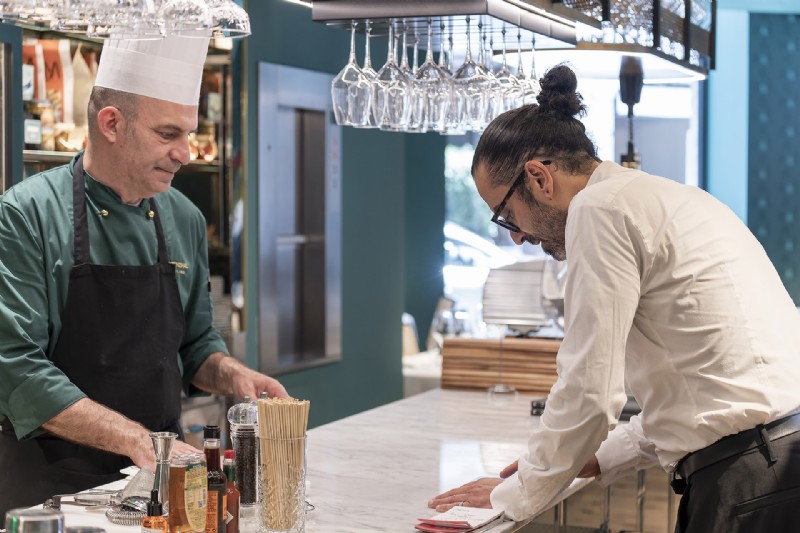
[
  {"x1": 428, "y1": 65, "x2": 800, "y2": 532},
  {"x1": 0, "y1": 33, "x2": 288, "y2": 512}
]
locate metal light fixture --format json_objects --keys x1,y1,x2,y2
[
  {"x1": 312, "y1": 0, "x2": 715, "y2": 82},
  {"x1": 309, "y1": 0, "x2": 715, "y2": 133},
  {"x1": 534, "y1": 0, "x2": 715, "y2": 82},
  {"x1": 619, "y1": 55, "x2": 643, "y2": 168}
]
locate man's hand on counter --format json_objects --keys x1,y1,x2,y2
[
  {"x1": 191, "y1": 352, "x2": 289, "y2": 400},
  {"x1": 428, "y1": 478, "x2": 503, "y2": 512}
]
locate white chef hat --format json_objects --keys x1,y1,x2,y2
[{"x1": 94, "y1": 32, "x2": 210, "y2": 106}]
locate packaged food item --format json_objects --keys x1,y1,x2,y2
[{"x1": 169, "y1": 453, "x2": 208, "y2": 533}]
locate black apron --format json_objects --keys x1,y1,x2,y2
[{"x1": 0, "y1": 155, "x2": 186, "y2": 513}]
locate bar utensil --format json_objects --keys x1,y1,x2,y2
[{"x1": 150, "y1": 431, "x2": 177, "y2": 509}]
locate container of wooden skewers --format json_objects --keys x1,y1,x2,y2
[{"x1": 257, "y1": 397, "x2": 310, "y2": 533}]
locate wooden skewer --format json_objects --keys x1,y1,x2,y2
[{"x1": 257, "y1": 398, "x2": 310, "y2": 529}]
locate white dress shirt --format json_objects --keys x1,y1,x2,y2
[{"x1": 490, "y1": 161, "x2": 800, "y2": 520}]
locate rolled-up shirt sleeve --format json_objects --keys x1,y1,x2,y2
[
  {"x1": 595, "y1": 414, "x2": 660, "y2": 486},
  {"x1": 0, "y1": 198, "x2": 86, "y2": 440},
  {"x1": 490, "y1": 201, "x2": 644, "y2": 520}
]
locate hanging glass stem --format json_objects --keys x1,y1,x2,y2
[
  {"x1": 364, "y1": 19, "x2": 373, "y2": 70},
  {"x1": 348, "y1": 19, "x2": 357, "y2": 65}
]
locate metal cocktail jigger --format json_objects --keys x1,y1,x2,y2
[{"x1": 150, "y1": 431, "x2": 177, "y2": 510}]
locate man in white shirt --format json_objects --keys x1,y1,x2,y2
[{"x1": 428, "y1": 65, "x2": 800, "y2": 532}]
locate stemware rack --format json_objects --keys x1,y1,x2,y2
[
  {"x1": 313, "y1": 0, "x2": 715, "y2": 75},
  {"x1": 312, "y1": 0, "x2": 602, "y2": 54}
]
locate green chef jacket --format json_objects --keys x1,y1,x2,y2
[{"x1": 0, "y1": 155, "x2": 228, "y2": 439}]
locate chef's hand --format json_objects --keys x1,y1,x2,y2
[
  {"x1": 192, "y1": 352, "x2": 290, "y2": 400},
  {"x1": 428, "y1": 478, "x2": 503, "y2": 512},
  {"x1": 128, "y1": 430, "x2": 201, "y2": 472},
  {"x1": 499, "y1": 455, "x2": 600, "y2": 479},
  {"x1": 230, "y1": 366, "x2": 289, "y2": 400}
]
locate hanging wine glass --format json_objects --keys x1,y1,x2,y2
[
  {"x1": 414, "y1": 18, "x2": 452, "y2": 132},
  {"x1": 159, "y1": 0, "x2": 212, "y2": 37},
  {"x1": 477, "y1": 19, "x2": 499, "y2": 126},
  {"x1": 505, "y1": 28, "x2": 527, "y2": 110},
  {"x1": 208, "y1": 0, "x2": 250, "y2": 38},
  {"x1": 87, "y1": 0, "x2": 159, "y2": 39},
  {"x1": 493, "y1": 25, "x2": 520, "y2": 115},
  {"x1": 372, "y1": 19, "x2": 411, "y2": 131},
  {"x1": 522, "y1": 33, "x2": 541, "y2": 105},
  {"x1": 355, "y1": 19, "x2": 378, "y2": 129},
  {"x1": 437, "y1": 21, "x2": 449, "y2": 74},
  {"x1": 1, "y1": 0, "x2": 58, "y2": 23},
  {"x1": 442, "y1": 20, "x2": 465, "y2": 134},
  {"x1": 453, "y1": 16, "x2": 489, "y2": 132},
  {"x1": 399, "y1": 22, "x2": 425, "y2": 132},
  {"x1": 331, "y1": 20, "x2": 372, "y2": 127},
  {"x1": 51, "y1": 0, "x2": 97, "y2": 33},
  {"x1": 100, "y1": 0, "x2": 164, "y2": 40}
]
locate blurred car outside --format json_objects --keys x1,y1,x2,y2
[{"x1": 442, "y1": 222, "x2": 516, "y2": 335}]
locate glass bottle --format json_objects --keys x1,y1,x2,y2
[
  {"x1": 169, "y1": 453, "x2": 208, "y2": 533},
  {"x1": 223, "y1": 450, "x2": 240, "y2": 533},
  {"x1": 141, "y1": 490, "x2": 168, "y2": 533},
  {"x1": 204, "y1": 425, "x2": 227, "y2": 533}
]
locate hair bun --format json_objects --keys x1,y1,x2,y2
[{"x1": 536, "y1": 64, "x2": 586, "y2": 117}]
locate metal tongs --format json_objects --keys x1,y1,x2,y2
[
  {"x1": 44, "y1": 490, "x2": 122, "y2": 510},
  {"x1": 43, "y1": 466, "x2": 154, "y2": 513}
]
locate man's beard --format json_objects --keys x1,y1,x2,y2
[{"x1": 525, "y1": 196, "x2": 568, "y2": 261}]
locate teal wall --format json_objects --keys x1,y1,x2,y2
[
  {"x1": 242, "y1": 0, "x2": 445, "y2": 428},
  {"x1": 404, "y1": 133, "x2": 445, "y2": 348},
  {"x1": 747, "y1": 13, "x2": 800, "y2": 303},
  {"x1": 707, "y1": 1, "x2": 800, "y2": 219}
]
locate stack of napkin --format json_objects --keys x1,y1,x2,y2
[{"x1": 415, "y1": 506, "x2": 505, "y2": 532}]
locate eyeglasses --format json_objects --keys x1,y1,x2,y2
[{"x1": 490, "y1": 160, "x2": 551, "y2": 233}]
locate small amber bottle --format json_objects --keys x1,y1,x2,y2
[{"x1": 141, "y1": 490, "x2": 169, "y2": 533}]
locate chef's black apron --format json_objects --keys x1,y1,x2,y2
[{"x1": 0, "y1": 155, "x2": 185, "y2": 513}]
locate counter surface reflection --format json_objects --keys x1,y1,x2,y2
[
  {"x1": 36, "y1": 389, "x2": 590, "y2": 532},
  {"x1": 305, "y1": 388, "x2": 590, "y2": 532}
]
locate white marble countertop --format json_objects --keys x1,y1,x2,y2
[
  {"x1": 49, "y1": 388, "x2": 590, "y2": 533},
  {"x1": 304, "y1": 388, "x2": 589, "y2": 532}
]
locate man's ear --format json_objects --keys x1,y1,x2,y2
[
  {"x1": 523, "y1": 159, "x2": 555, "y2": 200},
  {"x1": 95, "y1": 106, "x2": 125, "y2": 143}
]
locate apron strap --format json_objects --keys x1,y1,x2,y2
[
  {"x1": 71, "y1": 154, "x2": 90, "y2": 265},
  {"x1": 149, "y1": 197, "x2": 170, "y2": 265}
]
